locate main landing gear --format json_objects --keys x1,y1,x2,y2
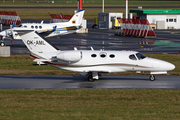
[
  {"x1": 87, "y1": 72, "x2": 99, "y2": 82},
  {"x1": 149, "y1": 75, "x2": 155, "y2": 81}
]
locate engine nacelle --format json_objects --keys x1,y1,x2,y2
[{"x1": 56, "y1": 51, "x2": 82, "y2": 62}]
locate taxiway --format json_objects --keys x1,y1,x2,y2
[
  {"x1": 3, "y1": 19, "x2": 180, "y2": 54},
  {"x1": 0, "y1": 75, "x2": 179, "y2": 89}
]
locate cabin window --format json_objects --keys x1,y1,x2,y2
[
  {"x1": 136, "y1": 53, "x2": 146, "y2": 60},
  {"x1": 39, "y1": 26, "x2": 42, "y2": 29},
  {"x1": 109, "y1": 54, "x2": 115, "y2": 58},
  {"x1": 35, "y1": 26, "x2": 38, "y2": 29},
  {"x1": 24, "y1": 25, "x2": 27, "y2": 28},
  {"x1": 129, "y1": 54, "x2": 137, "y2": 60},
  {"x1": 91, "y1": 54, "x2": 97, "y2": 58},
  {"x1": 174, "y1": 19, "x2": 177, "y2": 22},
  {"x1": 31, "y1": 26, "x2": 34, "y2": 29},
  {"x1": 101, "y1": 54, "x2": 106, "y2": 58},
  {"x1": 100, "y1": 52, "x2": 107, "y2": 58}
]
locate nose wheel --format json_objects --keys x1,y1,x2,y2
[
  {"x1": 0, "y1": 36, "x2": 5, "y2": 46},
  {"x1": 149, "y1": 75, "x2": 155, "y2": 81}
]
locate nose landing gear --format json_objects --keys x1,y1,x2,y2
[
  {"x1": 149, "y1": 75, "x2": 155, "y2": 81},
  {"x1": 0, "y1": 36, "x2": 5, "y2": 46}
]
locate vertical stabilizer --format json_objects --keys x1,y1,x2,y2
[
  {"x1": 68, "y1": 9, "x2": 85, "y2": 26},
  {"x1": 17, "y1": 30, "x2": 58, "y2": 54}
]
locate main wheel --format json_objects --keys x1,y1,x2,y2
[
  {"x1": 149, "y1": 75, "x2": 155, "y2": 81},
  {"x1": 88, "y1": 75, "x2": 94, "y2": 82}
]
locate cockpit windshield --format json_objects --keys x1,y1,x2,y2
[{"x1": 136, "y1": 53, "x2": 146, "y2": 60}]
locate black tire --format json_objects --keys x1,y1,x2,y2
[
  {"x1": 88, "y1": 75, "x2": 94, "y2": 82},
  {"x1": 149, "y1": 75, "x2": 155, "y2": 81}
]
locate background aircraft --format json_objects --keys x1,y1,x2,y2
[
  {"x1": 16, "y1": 30, "x2": 175, "y2": 82},
  {"x1": 0, "y1": 9, "x2": 85, "y2": 46}
]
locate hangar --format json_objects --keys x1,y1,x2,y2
[{"x1": 130, "y1": 10, "x2": 180, "y2": 29}]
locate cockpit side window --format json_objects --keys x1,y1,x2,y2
[
  {"x1": 129, "y1": 54, "x2": 137, "y2": 60},
  {"x1": 136, "y1": 53, "x2": 146, "y2": 60}
]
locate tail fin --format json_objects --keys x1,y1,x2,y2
[
  {"x1": 16, "y1": 30, "x2": 58, "y2": 58},
  {"x1": 67, "y1": 9, "x2": 85, "y2": 26}
]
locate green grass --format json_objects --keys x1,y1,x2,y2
[
  {"x1": 0, "y1": 54, "x2": 180, "y2": 75},
  {"x1": 0, "y1": 54, "x2": 78, "y2": 75},
  {"x1": 1, "y1": 1, "x2": 180, "y2": 19},
  {"x1": 1, "y1": 0, "x2": 180, "y2": 6},
  {"x1": 0, "y1": 8, "x2": 125, "y2": 19},
  {"x1": 0, "y1": 89, "x2": 180, "y2": 119}
]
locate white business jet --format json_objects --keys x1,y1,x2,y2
[
  {"x1": 0, "y1": 9, "x2": 85, "y2": 46},
  {"x1": 16, "y1": 30, "x2": 175, "y2": 82}
]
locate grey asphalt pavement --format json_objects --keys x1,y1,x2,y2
[{"x1": 0, "y1": 75, "x2": 179, "y2": 89}]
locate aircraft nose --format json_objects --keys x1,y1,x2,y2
[
  {"x1": 168, "y1": 63, "x2": 175, "y2": 71},
  {"x1": 162, "y1": 62, "x2": 175, "y2": 71}
]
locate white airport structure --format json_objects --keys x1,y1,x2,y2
[
  {"x1": 98, "y1": 12, "x2": 123, "y2": 29},
  {"x1": 130, "y1": 10, "x2": 180, "y2": 29}
]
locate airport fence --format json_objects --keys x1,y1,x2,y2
[
  {"x1": 115, "y1": 18, "x2": 156, "y2": 38},
  {"x1": 50, "y1": 13, "x2": 73, "y2": 23},
  {"x1": 0, "y1": 11, "x2": 22, "y2": 25}
]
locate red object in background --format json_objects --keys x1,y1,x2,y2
[
  {"x1": 79, "y1": 0, "x2": 82, "y2": 9},
  {"x1": 0, "y1": 11, "x2": 22, "y2": 25}
]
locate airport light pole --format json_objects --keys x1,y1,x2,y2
[
  {"x1": 102, "y1": 0, "x2": 104, "y2": 12},
  {"x1": 126, "y1": 0, "x2": 128, "y2": 19}
]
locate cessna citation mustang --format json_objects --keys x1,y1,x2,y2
[
  {"x1": 16, "y1": 30, "x2": 175, "y2": 82},
  {"x1": 0, "y1": 9, "x2": 85, "y2": 45}
]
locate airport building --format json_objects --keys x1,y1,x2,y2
[
  {"x1": 130, "y1": 10, "x2": 180, "y2": 29},
  {"x1": 98, "y1": 12, "x2": 123, "y2": 29}
]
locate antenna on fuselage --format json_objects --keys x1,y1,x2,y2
[
  {"x1": 74, "y1": 47, "x2": 78, "y2": 50},
  {"x1": 90, "y1": 46, "x2": 94, "y2": 51}
]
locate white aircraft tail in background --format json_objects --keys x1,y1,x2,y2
[
  {"x1": 0, "y1": 9, "x2": 85, "y2": 46},
  {"x1": 57, "y1": 9, "x2": 84, "y2": 27},
  {"x1": 17, "y1": 30, "x2": 175, "y2": 82}
]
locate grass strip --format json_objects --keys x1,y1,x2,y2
[
  {"x1": 0, "y1": 89, "x2": 180, "y2": 119},
  {"x1": 1, "y1": 0, "x2": 180, "y2": 6}
]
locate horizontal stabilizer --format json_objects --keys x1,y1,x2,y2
[{"x1": 33, "y1": 59, "x2": 51, "y2": 65}]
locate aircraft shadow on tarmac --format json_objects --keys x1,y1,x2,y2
[
  {"x1": 0, "y1": 75, "x2": 149, "y2": 82},
  {"x1": 62, "y1": 75, "x2": 149, "y2": 83}
]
